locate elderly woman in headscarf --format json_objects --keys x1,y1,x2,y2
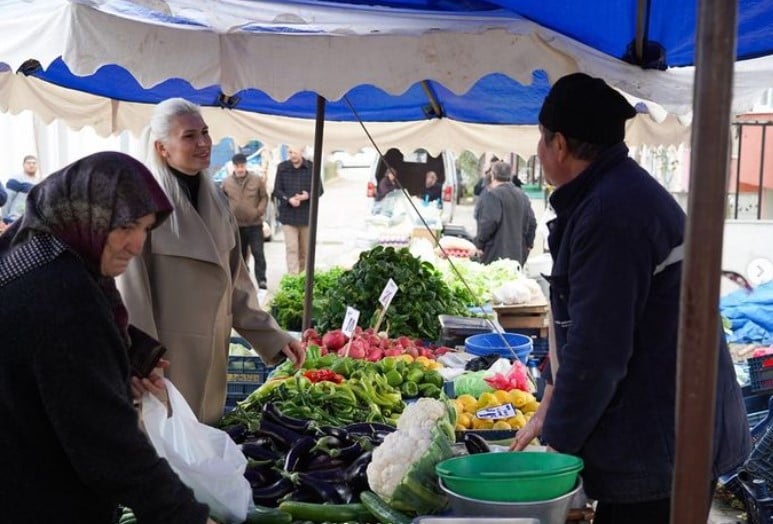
[
  {"x1": 118, "y1": 98, "x2": 304, "y2": 425},
  {"x1": 0, "y1": 152, "x2": 215, "y2": 524}
]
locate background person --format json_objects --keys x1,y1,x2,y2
[
  {"x1": 510, "y1": 73, "x2": 750, "y2": 524},
  {"x1": 372, "y1": 167, "x2": 399, "y2": 216},
  {"x1": 272, "y1": 146, "x2": 322, "y2": 275},
  {"x1": 0, "y1": 151, "x2": 214, "y2": 524},
  {"x1": 2, "y1": 154, "x2": 39, "y2": 223},
  {"x1": 423, "y1": 170, "x2": 443, "y2": 205},
  {"x1": 473, "y1": 161, "x2": 536, "y2": 266},
  {"x1": 223, "y1": 153, "x2": 269, "y2": 289},
  {"x1": 118, "y1": 98, "x2": 304, "y2": 425}
]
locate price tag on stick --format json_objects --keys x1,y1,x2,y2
[
  {"x1": 341, "y1": 306, "x2": 360, "y2": 357},
  {"x1": 374, "y1": 279, "x2": 399, "y2": 335},
  {"x1": 378, "y1": 278, "x2": 399, "y2": 308}
]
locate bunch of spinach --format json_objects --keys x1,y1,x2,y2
[
  {"x1": 317, "y1": 246, "x2": 469, "y2": 340},
  {"x1": 270, "y1": 267, "x2": 344, "y2": 330}
]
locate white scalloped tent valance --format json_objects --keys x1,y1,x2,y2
[
  {"x1": 0, "y1": 70, "x2": 691, "y2": 159},
  {"x1": 1, "y1": 0, "x2": 771, "y2": 119}
]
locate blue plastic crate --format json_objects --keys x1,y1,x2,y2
[
  {"x1": 740, "y1": 477, "x2": 773, "y2": 524},
  {"x1": 227, "y1": 355, "x2": 274, "y2": 384}
]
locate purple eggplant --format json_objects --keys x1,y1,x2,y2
[
  {"x1": 251, "y1": 477, "x2": 294, "y2": 507},
  {"x1": 262, "y1": 402, "x2": 313, "y2": 433},
  {"x1": 283, "y1": 436, "x2": 316, "y2": 472}
]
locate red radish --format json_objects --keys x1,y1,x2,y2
[
  {"x1": 319, "y1": 345, "x2": 329, "y2": 356},
  {"x1": 302, "y1": 328, "x2": 318, "y2": 342},
  {"x1": 405, "y1": 346, "x2": 419, "y2": 358},
  {"x1": 354, "y1": 326, "x2": 363, "y2": 336},
  {"x1": 349, "y1": 340, "x2": 367, "y2": 359},
  {"x1": 384, "y1": 348, "x2": 403, "y2": 357},
  {"x1": 414, "y1": 339, "x2": 425, "y2": 347},
  {"x1": 322, "y1": 330, "x2": 347, "y2": 351},
  {"x1": 397, "y1": 336, "x2": 413, "y2": 348},
  {"x1": 434, "y1": 346, "x2": 452, "y2": 356},
  {"x1": 367, "y1": 348, "x2": 384, "y2": 362},
  {"x1": 364, "y1": 327, "x2": 375, "y2": 335},
  {"x1": 419, "y1": 347, "x2": 434, "y2": 358}
]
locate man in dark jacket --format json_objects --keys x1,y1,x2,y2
[
  {"x1": 473, "y1": 161, "x2": 536, "y2": 266},
  {"x1": 272, "y1": 147, "x2": 323, "y2": 274},
  {"x1": 510, "y1": 73, "x2": 750, "y2": 523}
]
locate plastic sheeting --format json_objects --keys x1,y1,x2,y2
[{"x1": 721, "y1": 280, "x2": 773, "y2": 345}]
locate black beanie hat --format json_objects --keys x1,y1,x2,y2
[
  {"x1": 538, "y1": 73, "x2": 637, "y2": 145},
  {"x1": 232, "y1": 153, "x2": 248, "y2": 164}
]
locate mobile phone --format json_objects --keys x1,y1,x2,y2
[{"x1": 127, "y1": 325, "x2": 167, "y2": 378}]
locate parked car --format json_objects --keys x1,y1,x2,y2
[
  {"x1": 213, "y1": 148, "x2": 279, "y2": 241},
  {"x1": 367, "y1": 148, "x2": 457, "y2": 223},
  {"x1": 329, "y1": 148, "x2": 377, "y2": 169}
]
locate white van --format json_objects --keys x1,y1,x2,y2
[{"x1": 366, "y1": 148, "x2": 457, "y2": 223}]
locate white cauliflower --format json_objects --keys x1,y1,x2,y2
[
  {"x1": 366, "y1": 398, "x2": 455, "y2": 514},
  {"x1": 396, "y1": 397, "x2": 449, "y2": 432}
]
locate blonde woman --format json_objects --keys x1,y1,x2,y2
[{"x1": 119, "y1": 98, "x2": 304, "y2": 424}]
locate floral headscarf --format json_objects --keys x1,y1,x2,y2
[{"x1": 0, "y1": 151, "x2": 172, "y2": 334}]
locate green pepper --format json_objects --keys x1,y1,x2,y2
[
  {"x1": 385, "y1": 369, "x2": 403, "y2": 387},
  {"x1": 405, "y1": 367, "x2": 425, "y2": 384},
  {"x1": 378, "y1": 357, "x2": 397, "y2": 373},
  {"x1": 423, "y1": 370, "x2": 444, "y2": 388},
  {"x1": 401, "y1": 381, "x2": 419, "y2": 398},
  {"x1": 418, "y1": 383, "x2": 441, "y2": 398},
  {"x1": 331, "y1": 358, "x2": 353, "y2": 377}
]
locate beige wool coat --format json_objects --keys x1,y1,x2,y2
[{"x1": 118, "y1": 173, "x2": 293, "y2": 424}]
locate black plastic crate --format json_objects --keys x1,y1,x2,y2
[{"x1": 750, "y1": 355, "x2": 773, "y2": 394}]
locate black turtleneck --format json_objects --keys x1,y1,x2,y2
[{"x1": 169, "y1": 166, "x2": 201, "y2": 211}]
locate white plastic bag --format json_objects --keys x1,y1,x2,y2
[{"x1": 142, "y1": 379, "x2": 252, "y2": 523}]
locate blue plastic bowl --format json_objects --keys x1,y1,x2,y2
[{"x1": 465, "y1": 332, "x2": 533, "y2": 364}]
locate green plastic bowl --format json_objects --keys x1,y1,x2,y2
[{"x1": 435, "y1": 452, "x2": 583, "y2": 502}]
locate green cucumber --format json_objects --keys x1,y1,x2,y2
[
  {"x1": 277, "y1": 501, "x2": 373, "y2": 523},
  {"x1": 359, "y1": 491, "x2": 412, "y2": 524},
  {"x1": 243, "y1": 504, "x2": 292, "y2": 523}
]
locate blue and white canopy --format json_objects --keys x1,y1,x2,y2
[{"x1": 0, "y1": 0, "x2": 771, "y2": 152}]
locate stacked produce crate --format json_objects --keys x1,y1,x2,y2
[{"x1": 226, "y1": 337, "x2": 274, "y2": 411}]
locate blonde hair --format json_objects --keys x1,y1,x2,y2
[{"x1": 143, "y1": 98, "x2": 221, "y2": 233}]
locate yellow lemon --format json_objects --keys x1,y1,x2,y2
[
  {"x1": 455, "y1": 423, "x2": 467, "y2": 431},
  {"x1": 494, "y1": 389, "x2": 510, "y2": 404},
  {"x1": 522, "y1": 399, "x2": 540, "y2": 414},
  {"x1": 492, "y1": 420, "x2": 512, "y2": 430},
  {"x1": 458, "y1": 412, "x2": 473, "y2": 429},
  {"x1": 472, "y1": 417, "x2": 494, "y2": 430},
  {"x1": 457, "y1": 394, "x2": 477, "y2": 413},
  {"x1": 454, "y1": 399, "x2": 468, "y2": 418},
  {"x1": 508, "y1": 411, "x2": 527, "y2": 429},
  {"x1": 476, "y1": 392, "x2": 499, "y2": 411},
  {"x1": 507, "y1": 389, "x2": 534, "y2": 409}
]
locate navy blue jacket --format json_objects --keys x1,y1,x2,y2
[{"x1": 542, "y1": 144, "x2": 750, "y2": 503}]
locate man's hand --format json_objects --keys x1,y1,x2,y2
[
  {"x1": 298, "y1": 190, "x2": 310, "y2": 201},
  {"x1": 288, "y1": 196, "x2": 301, "y2": 207},
  {"x1": 280, "y1": 338, "x2": 306, "y2": 368}
]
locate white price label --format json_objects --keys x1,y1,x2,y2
[
  {"x1": 341, "y1": 306, "x2": 360, "y2": 338},
  {"x1": 476, "y1": 402, "x2": 516, "y2": 420},
  {"x1": 378, "y1": 278, "x2": 399, "y2": 308}
]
